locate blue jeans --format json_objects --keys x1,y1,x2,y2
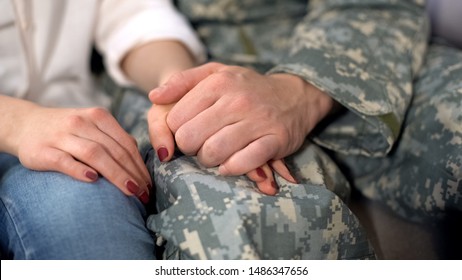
[{"x1": 0, "y1": 153, "x2": 156, "y2": 259}]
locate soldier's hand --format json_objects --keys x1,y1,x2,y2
[
  {"x1": 148, "y1": 62, "x2": 332, "y2": 181},
  {"x1": 148, "y1": 102, "x2": 297, "y2": 195}
]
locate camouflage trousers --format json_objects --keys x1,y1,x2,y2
[
  {"x1": 145, "y1": 144, "x2": 376, "y2": 260},
  {"x1": 335, "y1": 42, "x2": 462, "y2": 223},
  {"x1": 116, "y1": 42, "x2": 460, "y2": 259}
]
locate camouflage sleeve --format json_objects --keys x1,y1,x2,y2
[{"x1": 267, "y1": 0, "x2": 429, "y2": 157}]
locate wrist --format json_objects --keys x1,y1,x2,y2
[
  {"x1": 268, "y1": 73, "x2": 335, "y2": 135},
  {"x1": 0, "y1": 97, "x2": 40, "y2": 155},
  {"x1": 122, "y1": 40, "x2": 196, "y2": 92}
]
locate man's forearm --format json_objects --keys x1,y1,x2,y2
[{"x1": 121, "y1": 40, "x2": 197, "y2": 93}]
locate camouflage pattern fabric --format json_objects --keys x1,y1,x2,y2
[
  {"x1": 332, "y1": 42, "x2": 462, "y2": 223},
  {"x1": 116, "y1": 0, "x2": 460, "y2": 259},
  {"x1": 145, "y1": 143, "x2": 375, "y2": 260}
]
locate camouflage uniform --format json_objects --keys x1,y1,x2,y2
[
  {"x1": 333, "y1": 42, "x2": 462, "y2": 223},
  {"x1": 121, "y1": 0, "x2": 460, "y2": 259}
]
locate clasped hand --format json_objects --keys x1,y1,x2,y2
[{"x1": 148, "y1": 62, "x2": 334, "y2": 195}]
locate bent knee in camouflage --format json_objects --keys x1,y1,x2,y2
[{"x1": 146, "y1": 142, "x2": 375, "y2": 260}]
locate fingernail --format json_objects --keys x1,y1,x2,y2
[
  {"x1": 147, "y1": 183, "x2": 152, "y2": 190},
  {"x1": 139, "y1": 192, "x2": 150, "y2": 204},
  {"x1": 85, "y1": 171, "x2": 98, "y2": 181},
  {"x1": 271, "y1": 181, "x2": 280, "y2": 191},
  {"x1": 256, "y1": 168, "x2": 267, "y2": 180},
  {"x1": 126, "y1": 180, "x2": 140, "y2": 195},
  {"x1": 157, "y1": 147, "x2": 169, "y2": 162}
]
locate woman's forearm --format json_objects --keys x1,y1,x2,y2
[
  {"x1": 121, "y1": 40, "x2": 197, "y2": 93},
  {"x1": 0, "y1": 95, "x2": 39, "y2": 155}
]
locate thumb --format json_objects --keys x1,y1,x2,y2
[{"x1": 149, "y1": 62, "x2": 223, "y2": 105}]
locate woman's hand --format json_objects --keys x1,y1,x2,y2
[
  {"x1": 12, "y1": 105, "x2": 152, "y2": 202},
  {"x1": 246, "y1": 160, "x2": 297, "y2": 195}
]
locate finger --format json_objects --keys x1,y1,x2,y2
[
  {"x1": 165, "y1": 72, "x2": 226, "y2": 134},
  {"x1": 36, "y1": 147, "x2": 100, "y2": 183},
  {"x1": 195, "y1": 119, "x2": 260, "y2": 167},
  {"x1": 218, "y1": 135, "x2": 279, "y2": 176},
  {"x1": 163, "y1": 65, "x2": 248, "y2": 134},
  {"x1": 88, "y1": 129, "x2": 151, "y2": 193},
  {"x1": 174, "y1": 96, "x2": 243, "y2": 157},
  {"x1": 147, "y1": 104, "x2": 175, "y2": 162},
  {"x1": 148, "y1": 62, "x2": 223, "y2": 104},
  {"x1": 59, "y1": 134, "x2": 150, "y2": 203},
  {"x1": 246, "y1": 164, "x2": 279, "y2": 196},
  {"x1": 86, "y1": 108, "x2": 152, "y2": 187},
  {"x1": 269, "y1": 159, "x2": 297, "y2": 184}
]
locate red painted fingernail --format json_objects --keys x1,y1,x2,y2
[
  {"x1": 85, "y1": 171, "x2": 98, "y2": 181},
  {"x1": 271, "y1": 181, "x2": 280, "y2": 191},
  {"x1": 126, "y1": 180, "x2": 140, "y2": 195},
  {"x1": 157, "y1": 147, "x2": 169, "y2": 162},
  {"x1": 256, "y1": 168, "x2": 267, "y2": 179},
  {"x1": 139, "y1": 192, "x2": 150, "y2": 204}
]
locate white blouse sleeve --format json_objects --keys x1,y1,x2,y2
[{"x1": 95, "y1": 0, "x2": 206, "y2": 86}]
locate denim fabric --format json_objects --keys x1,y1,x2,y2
[{"x1": 0, "y1": 153, "x2": 156, "y2": 259}]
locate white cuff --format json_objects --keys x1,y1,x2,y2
[{"x1": 102, "y1": 4, "x2": 206, "y2": 86}]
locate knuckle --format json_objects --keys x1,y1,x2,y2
[
  {"x1": 199, "y1": 140, "x2": 222, "y2": 167},
  {"x1": 81, "y1": 142, "x2": 103, "y2": 160},
  {"x1": 110, "y1": 143, "x2": 137, "y2": 164},
  {"x1": 229, "y1": 94, "x2": 252, "y2": 111},
  {"x1": 20, "y1": 148, "x2": 42, "y2": 169},
  {"x1": 213, "y1": 71, "x2": 235, "y2": 85},
  {"x1": 168, "y1": 71, "x2": 185, "y2": 84},
  {"x1": 200, "y1": 66, "x2": 246, "y2": 97},
  {"x1": 252, "y1": 142, "x2": 270, "y2": 160},
  {"x1": 26, "y1": 148, "x2": 41, "y2": 162},
  {"x1": 221, "y1": 160, "x2": 242, "y2": 175},
  {"x1": 174, "y1": 127, "x2": 197, "y2": 155},
  {"x1": 64, "y1": 114, "x2": 86, "y2": 129},
  {"x1": 113, "y1": 149, "x2": 129, "y2": 164},
  {"x1": 87, "y1": 107, "x2": 110, "y2": 120},
  {"x1": 46, "y1": 152, "x2": 66, "y2": 168},
  {"x1": 166, "y1": 111, "x2": 180, "y2": 133},
  {"x1": 203, "y1": 71, "x2": 236, "y2": 93}
]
